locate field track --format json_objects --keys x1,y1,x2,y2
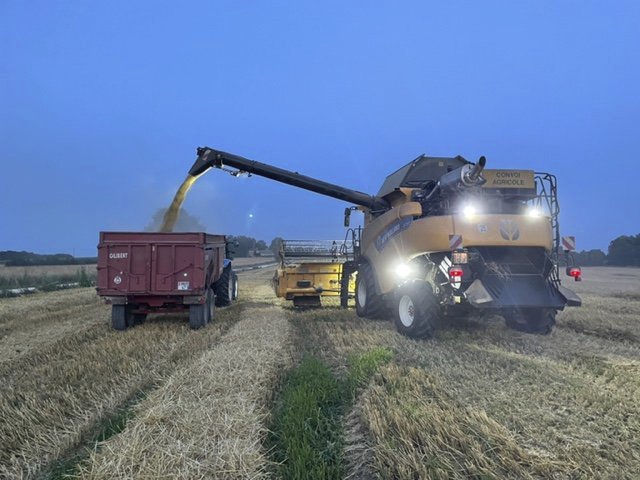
[{"x1": 0, "y1": 266, "x2": 639, "y2": 478}]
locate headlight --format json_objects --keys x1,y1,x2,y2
[
  {"x1": 462, "y1": 204, "x2": 477, "y2": 217},
  {"x1": 526, "y1": 206, "x2": 543, "y2": 217},
  {"x1": 394, "y1": 262, "x2": 413, "y2": 278}
]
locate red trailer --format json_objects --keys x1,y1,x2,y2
[{"x1": 97, "y1": 232, "x2": 238, "y2": 330}]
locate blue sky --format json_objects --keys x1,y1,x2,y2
[{"x1": 1, "y1": 1, "x2": 638, "y2": 256}]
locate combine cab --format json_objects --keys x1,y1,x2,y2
[{"x1": 273, "y1": 239, "x2": 356, "y2": 307}]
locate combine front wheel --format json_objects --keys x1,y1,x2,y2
[
  {"x1": 504, "y1": 308, "x2": 556, "y2": 335},
  {"x1": 355, "y1": 262, "x2": 385, "y2": 318},
  {"x1": 394, "y1": 281, "x2": 440, "y2": 339}
]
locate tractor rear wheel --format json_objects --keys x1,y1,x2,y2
[
  {"x1": 231, "y1": 272, "x2": 239, "y2": 300},
  {"x1": 215, "y1": 265, "x2": 233, "y2": 307},
  {"x1": 394, "y1": 281, "x2": 441, "y2": 339},
  {"x1": 355, "y1": 261, "x2": 386, "y2": 318},
  {"x1": 504, "y1": 308, "x2": 556, "y2": 335}
]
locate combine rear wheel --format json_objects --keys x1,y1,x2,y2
[
  {"x1": 504, "y1": 308, "x2": 556, "y2": 335},
  {"x1": 394, "y1": 281, "x2": 441, "y2": 339},
  {"x1": 355, "y1": 261, "x2": 386, "y2": 318},
  {"x1": 215, "y1": 265, "x2": 234, "y2": 307}
]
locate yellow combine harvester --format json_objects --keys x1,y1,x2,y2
[
  {"x1": 189, "y1": 147, "x2": 582, "y2": 338},
  {"x1": 273, "y1": 240, "x2": 356, "y2": 307}
]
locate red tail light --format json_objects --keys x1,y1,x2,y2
[
  {"x1": 449, "y1": 265, "x2": 464, "y2": 278},
  {"x1": 567, "y1": 267, "x2": 582, "y2": 281}
]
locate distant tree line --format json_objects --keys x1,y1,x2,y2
[
  {"x1": 564, "y1": 233, "x2": 640, "y2": 267},
  {"x1": 226, "y1": 236, "x2": 269, "y2": 258},
  {"x1": 0, "y1": 251, "x2": 97, "y2": 267},
  {"x1": 607, "y1": 234, "x2": 640, "y2": 266},
  {"x1": 4, "y1": 234, "x2": 638, "y2": 266}
]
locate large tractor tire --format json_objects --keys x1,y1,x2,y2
[
  {"x1": 504, "y1": 308, "x2": 556, "y2": 335},
  {"x1": 394, "y1": 280, "x2": 441, "y2": 339},
  {"x1": 231, "y1": 272, "x2": 239, "y2": 301},
  {"x1": 215, "y1": 265, "x2": 234, "y2": 307},
  {"x1": 112, "y1": 305, "x2": 134, "y2": 331},
  {"x1": 190, "y1": 288, "x2": 214, "y2": 329},
  {"x1": 355, "y1": 261, "x2": 386, "y2": 318}
]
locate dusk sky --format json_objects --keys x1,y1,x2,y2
[{"x1": 1, "y1": 1, "x2": 638, "y2": 256}]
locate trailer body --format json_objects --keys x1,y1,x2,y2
[{"x1": 97, "y1": 231, "x2": 236, "y2": 330}]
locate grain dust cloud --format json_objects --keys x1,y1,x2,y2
[{"x1": 160, "y1": 174, "x2": 200, "y2": 232}]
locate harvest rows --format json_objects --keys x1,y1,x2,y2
[{"x1": 1, "y1": 267, "x2": 639, "y2": 478}]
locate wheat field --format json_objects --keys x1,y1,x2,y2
[{"x1": 0, "y1": 266, "x2": 638, "y2": 478}]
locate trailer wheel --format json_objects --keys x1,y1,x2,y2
[
  {"x1": 206, "y1": 287, "x2": 216, "y2": 323},
  {"x1": 504, "y1": 308, "x2": 556, "y2": 335},
  {"x1": 189, "y1": 304, "x2": 205, "y2": 329},
  {"x1": 124, "y1": 306, "x2": 141, "y2": 328},
  {"x1": 189, "y1": 289, "x2": 213, "y2": 330},
  {"x1": 215, "y1": 265, "x2": 233, "y2": 307},
  {"x1": 394, "y1": 281, "x2": 440, "y2": 339},
  {"x1": 355, "y1": 261, "x2": 386, "y2": 318},
  {"x1": 112, "y1": 305, "x2": 132, "y2": 331}
]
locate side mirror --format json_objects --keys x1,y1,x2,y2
[{"x1": 344, "y1": 208, "x2": 351, "y2": 227}]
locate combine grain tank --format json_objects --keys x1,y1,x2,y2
[{"x1": 97, "y1": 232, "x2": 238, "y2": 330}]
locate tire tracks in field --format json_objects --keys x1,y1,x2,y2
[
  {"x1": 0, "y1": 299, "x2": 246, "y2": 479},
  {"x1": 75, "y1": 275, "x2": 293, "y2": 479},
  {"x1": 288, "y1": 298, "x2": 640, "y2": 479}
]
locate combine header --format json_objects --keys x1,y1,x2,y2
[
  {"x1": 273, "y1": 239, "x2": 357, "y2": 307},
  {"x1": 189, "y1": 147, "x2": 581, "y2": 338}
]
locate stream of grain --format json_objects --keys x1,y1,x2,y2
[{"x1": 160, "y1": 174, "x2": 200, "y2": 232}]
